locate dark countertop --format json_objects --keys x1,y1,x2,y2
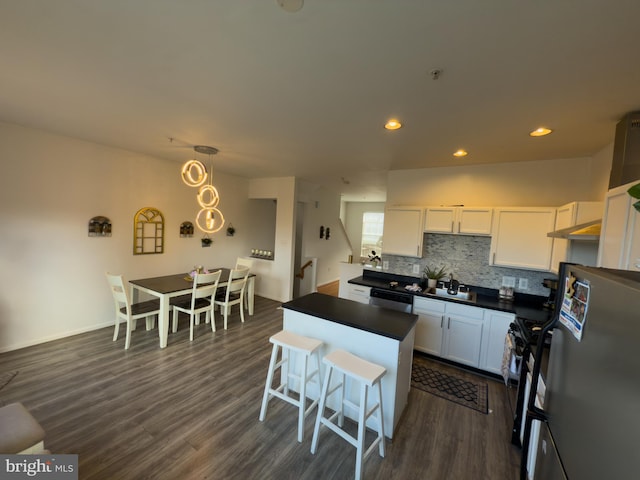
[
  {"x1": 282, "y1": 293, "x2": 418, "y2": 341},
  {"x1": 348, "y1": 270, "x2": 553, "y2": 324}
]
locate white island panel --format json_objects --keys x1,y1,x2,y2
[{"x1": 283, "y1": 308, "x2": 415, "y2": 439}]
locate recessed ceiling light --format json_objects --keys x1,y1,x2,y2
[
  {"x1": 453, "y1": 149, "x2": 468, "y2": 157},
  {"x1": 530, "y1": 127, "x2": 552, "y2": 137},
  {"x1": 384, "y1": 119, "x2": 402, "y2": 130}
]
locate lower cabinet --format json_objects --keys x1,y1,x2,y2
[
  {"x1": 413, "y1": 296, "x2": 515, "y2": 373},
  {"x1": 441, "y1": 302, "x2": 484, "y2": 368},
  {"x1": 345, "y1": 284, "x2": 371, "y2": 304},
  {"x1": 413, "y1": 297, "x2": 445, "y2": 356},
  {"x1": 413, "y1": 298, "x2": 483, "y2": 368},
  {"x1": 480, "y1": 310, "x2": 516, "y2": 375}
]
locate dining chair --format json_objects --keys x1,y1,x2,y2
[
  {"x1": 235, "y1": 257, "x2": 253, "y2": 309},
  {"x1": 235, "y1": 257, "x2": 254, "y2": 270},
  {"x1": 214, "y1": 267, "x2": 250, "y2": 330},
  {"x1": 105, "y1": 272, "x2": 160, "y2": 350},
  {"x1": 171, "y1": 270, "x2": 222, "y2": 341}
]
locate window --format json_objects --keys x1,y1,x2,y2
[{"x1": 361, "y1": 212, "x2": 384, "y2": 258}]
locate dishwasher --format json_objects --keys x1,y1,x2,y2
[{"x1": 368, "y1": 287, "x2": 413, "y2": 313}]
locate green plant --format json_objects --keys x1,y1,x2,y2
[
  {"x1": 628, "y1": 183, "x2": 640, "y2": 212},
  {"x1": 423, "y1": 265, "x2": 447, "y2": 280}
]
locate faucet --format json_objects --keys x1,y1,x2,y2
[{"x1": 447, "y1": 273, "x2": 459, "y2": 294}]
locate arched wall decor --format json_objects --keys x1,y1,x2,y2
[
  {"x1": 180, "y1": 221, "x2": 195, "y2": 237},
  {"x1": 133, "y1": 207, "x2": 165, "y2": 255}
]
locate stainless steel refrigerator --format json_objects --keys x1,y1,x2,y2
[{"x1": 527, "y1": 265, "x2": 640, "y2": 479}]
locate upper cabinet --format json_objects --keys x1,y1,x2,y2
[
  {"x1": 598, "y1": 181, "x2": 640, "y2": 271},
  {"x1": 424, "y1": 207, "x2": 493, "y2": 235},
  {"x1": 490, "y1": 207, "x2": 556, "y2": 271},
  {"x1": 383, "y1": 207, "x2": 423, "y2": 257},
  {"x1": 549, "y1": 201, "x2": 603, "y2": 273}
]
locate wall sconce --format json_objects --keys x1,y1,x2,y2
[{"x1": 319, "y1": 225, "x2": 330, "y2": 240}]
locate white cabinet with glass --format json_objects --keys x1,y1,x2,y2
[
  {"x1": 382, "y1": 207, "x2": 423, "y2": 257},
  {"x1": 490, "y1": 207, "x2": 556, "y2": 271},
  {"x1": 424, "y1": 207, "x2": 493, "y2": 235}
]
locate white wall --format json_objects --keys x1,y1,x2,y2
[
  {"x1": 297, "y1": 184, "x2": 351, "y2": 286},
  {"x1": 387, "y1": 155, "x2": 612, "y2": 207},
  {"x1": 248, "y1": 176, "x2": 296, "y2": 302},
  {"x1": 0, "y1": 122, "x2": 255, "y2": 352}
]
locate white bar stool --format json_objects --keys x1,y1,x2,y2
[
  {"x1": 311, "y1": 349, "x2": 386, "y2": 480},
  {"x1": 259, "y1": 330, "x2": 324, "y2": 443}
]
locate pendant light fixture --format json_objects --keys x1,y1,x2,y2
[{"x1": 181, "y1": 145, "x2": 225, "y2": 234}]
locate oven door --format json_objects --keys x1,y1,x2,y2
[{"x1": 368, "y1": 288, "x2": 413, "y2": 313}]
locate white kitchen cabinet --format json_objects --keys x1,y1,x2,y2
[
  {"x1": 598, "y1": 180, "x2": 640, "y2": 271},
  {"x1": 442, "y1": 302, "x2": 484, "y2": 368},
  {"x1": 490, "y1": 208, "x2": 556, "y2": 271},
  {"x1": 549, "y1": 201, "x2": 602, "y2": 273},
  {"x1": 338, "y1": 263, "x2": 364, "y2": 299},
  {"x1": 414, "y1": 296, "x2": 516, "y2": 374},
  {"x1": 346, "y1": 284, "x2": 371, "y2": 304},
  {"x1": 412, "y1": 297, "x2": 445, "y2": 356},
  {"x1": 480, "y1": 309, "x2": 516, "y2": 375},
  {"x1": 383, "y1": 207, "x2": 423, "y2": 257},
  {"x1": 424, "y1": 207, "x2": 493, "y2": 235}
]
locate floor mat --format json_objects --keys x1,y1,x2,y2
[{"x1": 411, "y1": 356, "x2": 488, "y2": 414}]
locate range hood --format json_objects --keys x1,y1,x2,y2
[{"x1": 547, "y1": 219, "x2": 601, "y2": 241}]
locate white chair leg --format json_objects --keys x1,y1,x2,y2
[
  {"x1": 377, "y1": 381, "x2": 385, "y2": 457},
  {"x1": 172, "y1": 309, "x2": 179, "y2": 333},
  {"x1": 124, "y1": 320, "x2": 132, "y2": 350},
  {"x1": 210, "y1": 309, "x2": 216, "y2": 332},
  {"x1": 355, "y1": 382, "x2": 368, "y2": 480},
  {"x1": 223, "y1": 306, "x2": 229, "y2": 330},
  {"x1": 145, "y1": 315, "x2": 155, "y2": 330},
  {"x1": 259, "y1": 343, "x2": 279, "y2": 422},
  {"x1": 113, "y1": 317, "x2": 120, "y2": 341},
  {"x1": 189, "y1": 313, "x2": 195, "y2": 341},
  {"x1": 311, "y1": 364, "x2": 333, "y2": 454},
  {"x1": 297, "y1": 354, "x2": 308, "y2": 443}
]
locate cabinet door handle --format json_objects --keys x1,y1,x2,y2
[
  {"x1": 440, "y1": 316, "x2": 444, "y2": 328},
  {"x1": 451, "y1": 221, "x2": 454, "y2": 232},
  {"x1": 447, "y1": 317, "x2": 451, "y2": 329},
  {"x1": 458, "y1": 221, "x2": 461, "y2": 232}
]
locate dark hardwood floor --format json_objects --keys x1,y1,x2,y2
[{"x1": 0, "y1": 296, "x2": 521, "y2": 479}]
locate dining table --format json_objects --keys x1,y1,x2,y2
[{"x1": 129, "y1": 267, "x2": 256, "y2": 348}]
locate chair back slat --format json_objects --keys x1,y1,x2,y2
[
  {"x1": 191, "y1": 270, "x2": 222, "y2": 306},
  {"x1": 106, "y1": 272, "x2": 131, "y2": 315},
  {"x1": 226, "y1": 267, "x2": 249, "y2": 296}
]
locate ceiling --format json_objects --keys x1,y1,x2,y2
[{"x1": 1, "y1": 1, "x2": 639, "y2": 201}]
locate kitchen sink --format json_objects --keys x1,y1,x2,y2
[{"x1": 434, "y1": 287, "x2": 472, "y2": 300}]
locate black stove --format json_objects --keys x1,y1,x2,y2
[{"x1": 509, "y1": 315, "x2": 553, "y2": 447}]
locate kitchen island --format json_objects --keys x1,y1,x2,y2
[{"x1": 282, "y1": 293, "x2": 417, "y2": 439}]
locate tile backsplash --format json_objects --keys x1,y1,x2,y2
[{"x1": 383, "y1": 233, "x2": 555, "y2": 297}]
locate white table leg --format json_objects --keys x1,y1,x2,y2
[{"x1": 159, "y1": 295, "x2": 170, "y2": 348}]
